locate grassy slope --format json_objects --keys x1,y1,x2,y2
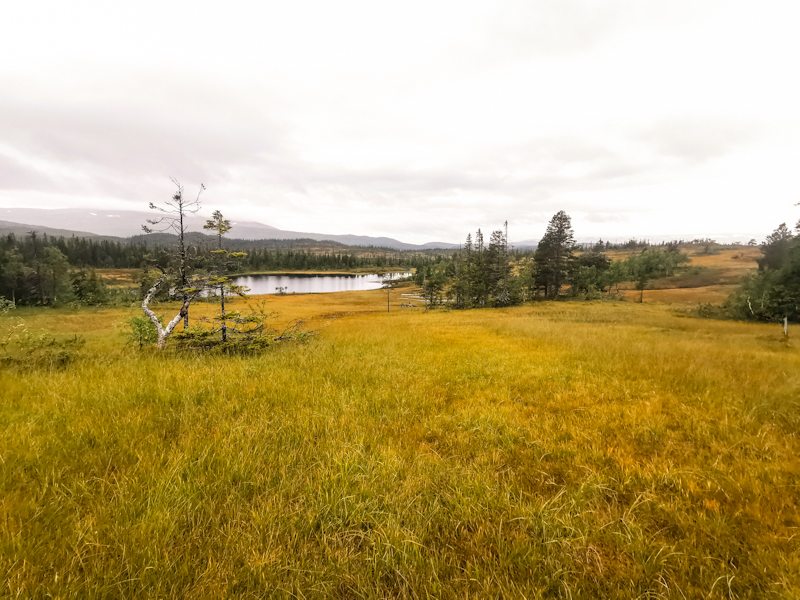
[
  {"x1": 1, "y1": 290, "x2": 799, "y2": 598},
  {"x1": 613, "y1": 248, "x2": 762, "y2": 305}
]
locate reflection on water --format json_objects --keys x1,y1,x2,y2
[{"x1": 230, "y1": 272, "x2": 410, "y2": 295}]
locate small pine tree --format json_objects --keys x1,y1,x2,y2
[{"x1": 203, "y1": 210, "x2": 248, "y2": 343}]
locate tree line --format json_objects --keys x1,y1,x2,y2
[
  {"x1": 240, "y1": 247, "x2": 416, "y2": 271},
  {"x1": 0, "y1": 232, "x2": 121, "y2": 305},
  {"x1": 0, "y1": 230, "x2": 448, "y2": 306},
  {"x1": 413, "y1": 211, "x2": 691, "y2": 308},
  {"x1": 592, "y1": 237, "x2": 753, "y2": 252},
  {"x1": 0, "y1": 233, "x2": 153, "y2": 270}
]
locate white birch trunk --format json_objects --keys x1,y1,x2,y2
[{"x1": 141, "y1": 273, "x2": 198, "y2": 350}]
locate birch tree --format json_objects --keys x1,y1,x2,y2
[
  {"x1": 140, "y1": 180, "x2": 205, "y2": 349},
  {"x1": 142, "y1": 179, "x2": 204, "y2": 329},
  {"x1": 141, "y1": 270, "x2": 202, "y2": 349}
]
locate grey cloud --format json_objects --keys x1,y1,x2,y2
[
  {"x1": 0, "y1": 84, "x2": 693, "y2": 237},
  {"x1": 587, "y1": 164, "x2": 651, "y2": 183},
  {"x1": 239, "y1": 137, "x2": 670, "y2": 225},
  {"x1": 637, "y1": 117, "x2": 758, "y2": 162},
  {"x1": 488, "y1": 0, "x2": 625, "y2": 56},
  {"x1": 0, "y1": 97, "x2": 667, "y2": 219},
  {"x1": 0, "y1": 153, "x2": 60, "y2": 191},
  {"x1": 300, "y1": 137, "x2": 641, "y2": 198},
  {"x1": 585, "y1": 212, "x2": 630, "y2": 224},
  {"x1": 0, "y1": 82, "x2": 291, "y2": 200}
]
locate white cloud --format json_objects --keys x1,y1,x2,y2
[{"x1": 0, "y1": 0, "x2": 798, "y2": 243}]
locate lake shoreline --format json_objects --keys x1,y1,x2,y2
[
  {"x1": 230, "y1": 271, "x2": 412, "y2": 295},
  {"x1": 238, "y1": 268, "x2": 411, "y2": 276}
]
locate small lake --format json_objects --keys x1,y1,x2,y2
[{"x1": 231, "y1": 272, "x2": 411, "y2": 295}]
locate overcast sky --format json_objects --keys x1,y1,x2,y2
[{"x1": 1, "y1": 1, "x2": 799, "y2": 243}]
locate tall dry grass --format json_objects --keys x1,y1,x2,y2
[{"x1": 1, "y1": 296, "x2": 798, "y2": 598}]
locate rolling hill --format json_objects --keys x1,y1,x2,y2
[{"x1": 0, "y1": 208, "x2": 459, "y2": 250}]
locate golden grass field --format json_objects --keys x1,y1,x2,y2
[
  {"x1": 2, "y1": 249, "x2": 798, "y2": 598},
  {"x1": 609, "y1": 247, "x2": 761, "y2": 305}
]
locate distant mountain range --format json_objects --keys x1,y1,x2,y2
[
  {"x1": 0, "y1": 208, "x2": 464, "y2": 251},
  {"x1": 0, "y1": 208, "x2": 764, "y2": 251}
]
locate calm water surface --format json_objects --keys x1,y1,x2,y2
[{"x1": 231, "y1": 272, "x2": 410, "y2": 295}]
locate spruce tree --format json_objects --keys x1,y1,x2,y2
[
  {"x1": 463, "y1": 233, "x2": 473, "y2": 307},
  {"x1": 487, "y1": 224, "x2": 511, "y2": 306},
  {"x1": 471, "y1": 229, "x2": 488, "y2": 306},
  {"x1": 534, "y1": 211, "x2": 577, "y2": 298}
]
